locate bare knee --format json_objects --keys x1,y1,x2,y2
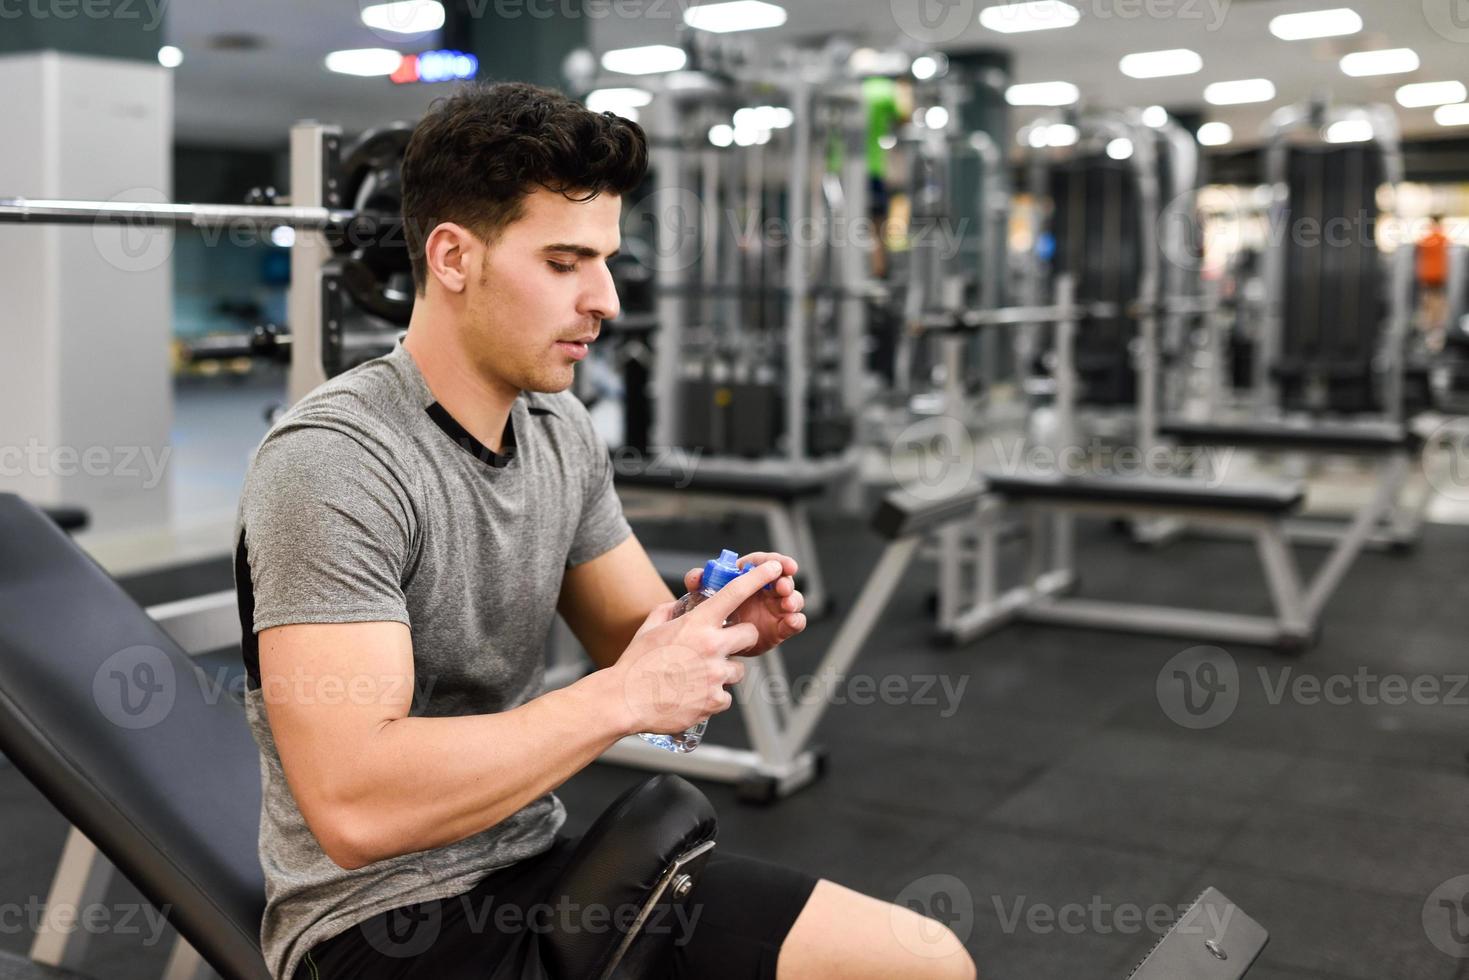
[{"x1": 888, "y1": 903, "x2": 976, "y2": 980}]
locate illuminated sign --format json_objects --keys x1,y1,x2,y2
[{"x1": 390, "y1": 49, "x2": 478, "y2": 85}]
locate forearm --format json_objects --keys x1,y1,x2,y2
[{"x1": 324, "y1": 668, "x2": 630, "y2": 868}]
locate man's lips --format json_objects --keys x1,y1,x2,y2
[{"x1": 555, "y1": 338, "x2": 594, "y2": 360}]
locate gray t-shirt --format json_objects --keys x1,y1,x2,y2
[{"x1": 233, "y1": 340, "x2": 631, "y2": 980}]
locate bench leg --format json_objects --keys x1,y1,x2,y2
[
  {"x1": 1253, "y1": 523, "x2": 1311, "y2": 640},
  {"x1": 31, "y1": 827, "x2": 115, "y2": 970},
  {"x1": 763, "y1": 502, "x2": 827, "y2": 618},
  {"x1": 1303, "y1": 453, "x2": 1408, "y2": 620}
]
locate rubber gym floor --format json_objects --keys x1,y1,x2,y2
[{"x1": 2, "y1": 509, "x2": 1465, "y2": 980}]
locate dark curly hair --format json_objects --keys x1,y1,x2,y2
[{"x1": 400, "y1": 81, "x2": 648, "y2": 294}]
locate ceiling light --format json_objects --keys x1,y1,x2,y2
[
  {"x1": 1435, "y1": 103, "x2": 1469, "y2": 127},
  {"x1": 325, "y1": 48, "x2": 404, "y2": 77},
  {"x1": 157, "y1": 45, "x2": 183, "y2": 68},
  {"x1": 1396, "y1": 80, "x2": 1467, "y2": 108},
  {"x1": 709, "y1": 124, "x2": 735, "y2": 146},
  {"x1": 1340, "y1": 48, "x2": 1419, "y2": 77},
  {"x1": 1142, "y1": 105, "x2": 1168, "y2": 128},
  {"x1": 925, "y1": 106, "x2": 950, "y2": 128},
  {"x1": 1005, "y1": 81, "x2": 1080, "y2": 107},
  {"x1": 585, "y1": 88, "x2": 653, "y2": 115},
  {"x1": 360, "y1": 0, "x2": 445, "y2": 35},
  {"x1": 733, "y1": 105, "x2": 793, "y2": 129},
  {"x1": 1325, "y1": 119, "x2": 1373, "y2": 143},
  {"x1": 1268, "y1": 7, "x2": 1362, "y2": 41},
  {"x1": 1197, "y1": 122, "x2": 1233, "y2": 146},
  {"x1": 602, "y1": 45, "x2": 687, "y2": 75},
  {"x1": 683, "y1": 0, "x2": 786, "y2": 33},
  {"x1": 1026, "y1": 126, "x2": 1048, "y2": 148},
  {"x1": 980, "y1": 0, "x2": 1080, "y2": 33},
  {"x1": 1107, "y1": 137, "x2": 1133, "y2": 160},
  {"x1": 1119, "y1": 49, "x2": 1201, "y2": 79},
  {"x1": 1204, "y1": 78, "x2": 1276, "y2": 106},
  {"x1": 1045, "y1": 124, "x2": 1079, "y2": 147},
  {"x1": 912, "y1": 55, "x2": 944, "y2": 81}
]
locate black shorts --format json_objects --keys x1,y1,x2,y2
[{"x1": 294, "y1": 836, "x2": 819, "y2": 980}]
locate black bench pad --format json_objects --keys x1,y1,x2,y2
[
  {"x1": 981, "y1": 472, "x2": 1304, "y2": 514},
  {"x1": 1160, "y1": 418, "x2": 1415, "y2": 453}
]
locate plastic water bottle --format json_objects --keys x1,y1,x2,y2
[{"x1": 638, "y1": 549, "x2": 747, "y2": 753}]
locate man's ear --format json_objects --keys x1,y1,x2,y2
[{"x1": 422, "y1": 222, "x2": 478, "y2": 294}]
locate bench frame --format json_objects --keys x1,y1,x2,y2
[{"x1": 940, "y1": 465, "x2": 1402, "y2": 650}]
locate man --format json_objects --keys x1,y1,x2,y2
[
  {"x1": 234, "y1": 82, "x2": 975, "y2": 980},
  {"x1": 1418, "y1": 213, "x2": 1450, "y2": 352}
]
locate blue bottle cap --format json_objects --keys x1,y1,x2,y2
[{"x1": 702, "y1": 549, "x2": 745, "y2": 591}]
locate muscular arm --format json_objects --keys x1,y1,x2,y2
[
  {"x1": 260, "y1": 560, "x2": 780, "y2": 872},
  {"x1": 259, "y1": 620, "x2": 634, "y2": 871},
  {"x1": 556, "y1": 534, "x2": 676, "y2": 669}
]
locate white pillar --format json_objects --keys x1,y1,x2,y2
[{"x1": 0, "y1": 51, "x2": 173, "y2": 531}]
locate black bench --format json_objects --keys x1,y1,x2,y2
[
  {"x1": 1159, "y1": 418, "x2": 1416, "y2": 454},
  {"x1": 981, "y1": 472, "x2": 1305, "y2": 515}
]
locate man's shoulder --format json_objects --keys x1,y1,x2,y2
[{"x1": 248, "y1": 358, "x2": 419, "y2": 483}]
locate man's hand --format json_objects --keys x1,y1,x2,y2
[
  {"x1": 613, "y1": 560, "x2": 785, "y2": 735},
  {"x1": 683, "y1": 551, "x2": 807, "y2": 657}
]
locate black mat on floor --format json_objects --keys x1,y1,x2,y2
[{"x1": 2, "y1": 514, "x2": 1466, "y2": 980}]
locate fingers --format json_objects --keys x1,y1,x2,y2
[
  {"x1": 725, "y1": 658, "x2": 747, "y2": 687},
  {"x1": 683, "y1": 566, "x2": 702, "y2": 594},
  {"x1": 740, "y1": 552, "x2": 798, "y2": 596},
  {"x1": 715, "y1": 621, "x2": 761, "y2": 657},
  {"x1": 739, "y1": 552, "x2": 799, "y2": 579},
  {"x1": 779, "y1": 612, "x2": 808, "y2": 640},
  {"x1": 696, "y1": 559, "x2": 784, "y2": 623},
  {"x1": 778, "y1": 589, "x2": 805, "y2": 614}
]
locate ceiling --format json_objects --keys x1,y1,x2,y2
[{"x1": 164, "y1": 0, "x2": 1469, "y2": 149}]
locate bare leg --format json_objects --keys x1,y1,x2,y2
[{"x1": 777, "y1": 880, "x2": 977, "y2": 980}]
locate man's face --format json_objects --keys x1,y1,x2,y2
[{"x1": 462, "y1": 187, "x2": 622, "y2": 394}]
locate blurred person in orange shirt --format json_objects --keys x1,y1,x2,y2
[{"x1": 1417, "y1": 214, "x2": 1449, "y2": 351}]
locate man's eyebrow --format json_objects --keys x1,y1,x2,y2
[{"x1": 542, "y1": 243, "x2": 619, "y2": 259}]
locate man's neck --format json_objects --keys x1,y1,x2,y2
[{"x1": 402, "y1": 315, "x2": 519, "y2": 455}]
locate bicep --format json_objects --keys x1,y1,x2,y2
[
  {"x1": 258, "y1": 620, "x2": 414, "y2": 825},
  {"x1": 557, "y1": 535, "x2": 674, "y2": 669}
]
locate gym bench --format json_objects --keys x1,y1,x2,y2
[
  {"x1": 939, "y1": 472, "x2": 1340, "y2": 652},
  {"x1": 0, "y1": 494, "x2": 721, "y2": 980},
  {"x1": 1158, "y1": 417, "x2": 1427, "y2": 551}
]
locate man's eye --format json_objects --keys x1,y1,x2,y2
[{"x1": 548, "y1": 260, "x2": 576, "y2": 273}]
